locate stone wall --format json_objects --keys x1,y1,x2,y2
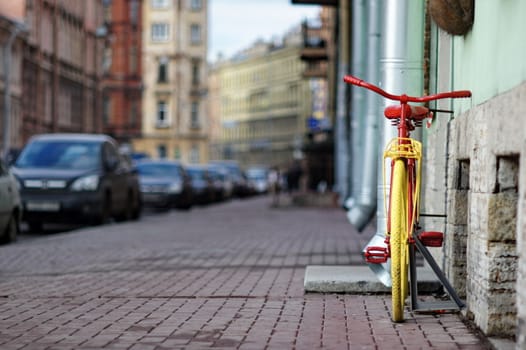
[{"x1": 444, "y1": 82, "x2": 525, "y2": 337}]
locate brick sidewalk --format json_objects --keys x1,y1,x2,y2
[{"x1": 0, "y1": 196, "x2": 491, "y2": 349}]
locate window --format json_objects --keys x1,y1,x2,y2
[
  {"x1": 102, "y1": 47, "x2": 112, "y2": 73},
  {"x1": 151, "y1": 0, "x2": 169, "y2": 9},
  {"x1": 190, "y1": 24, "x2": 201, "y2": 44},
  {"x1": 103, "y1": 96, "x2": 111, "y2": 125},
  {"x1": 157, "y1": 144, "x2": 167, "y2": 158},
  {"x1": 151, "y1": 23, "x2": 169, "y2": 42},
  {"x1": 191, "y1": 61, "x2": 199, "y2": 85},
  {"x1": 158, "y1": 57, "x2": 168, "y2": 82},
  {"x1": 190, "y1": 144, "x2": 199, "y2": 163},
  {"x1": 190, "y1": 0, "x2": 202, "y2": 10},
  {"x1": 130, "y1": 46, "x2": 137, "y2": 74},
  {"x1": 130, "y1": 0, "x2": 138, "y2": 24},
  {"x1": 130, "y1": 102, "x2": 138, "y2": 126},
  {"x1": 156, "y1": 101, "x2": 168, "y2": 127},
  {"x1": 103, "y1": 1, "x2": 112, "y2": 22},
  {"x1": 190, "y1": 102, "x2": 199, "y2": 128}
]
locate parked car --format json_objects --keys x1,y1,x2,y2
[
  {"x1": 135, "y1": 159, "x2": 193, "y2": 210},
  {"x1": 245, "y1": 166, "x2": 270, "y2": 194},
  {"x1": 11, "y1": 133, "x2": 142, "y2": 231},
  {"x1": 185, "y1": 164, "x2": 216, "y2": 205},
  {"x1": 208, "y1": 160, "x2": 247, "y2": 197},
  {"x1": 0, "y1": 158, "x2": 21, "y2": 243},
  {"x1": 206, "y1": 163, "x2": 234, "y2": 201},
  {"x1": 129, "y1": 152, "x2": 150, "y2": 164}
]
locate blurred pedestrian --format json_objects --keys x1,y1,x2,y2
[
  {"x1": 268, "y1": 166, "x2": 281, "y2": 206},
  {"x1": 286, "y1": 160, "x2": 302, "y2": 193}
]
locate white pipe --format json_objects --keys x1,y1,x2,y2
[
  {"x1": 344, "y1": 0, "x2": 365, "y2": 214},
  {"x1": 361, "y1": 0, "x2": 409, "y2": 287},
  {"x1": 334, "y1": 0, "x2": 351, "y2": 201},
  {"x1": 364, "y1": 0, "x2": 425, "y2": 287},
  {"x1": 345, "y1": 0, "x2": 382, "y2": 231}
]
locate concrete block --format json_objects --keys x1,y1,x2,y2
[
  {"x1": 488, "y1": 192, "x2": 518, "y2": 242},
  {"x1": 303, "y1": 265, "x2": 442, "y2": 294},
  {"x1": 447, "y1": 190, "x2": 468, "y2": 225}
]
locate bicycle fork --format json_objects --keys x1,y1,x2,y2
[{"x1": 364, "y1": 137, "x2": 425, "y2": 264}]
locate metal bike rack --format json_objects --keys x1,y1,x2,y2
[{"x1": 409, "y1": 232, "x2": 465, "y2": 313}]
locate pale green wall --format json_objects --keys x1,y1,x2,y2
[
  {"x1": 406, "y1": 0, "x2": 426, "y2": 96},
  {"x1": 453, "y1": 0, "x2": 526, "y2": 111}
]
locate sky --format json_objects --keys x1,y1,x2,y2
[{"x1": 208, "y1": 0, "x2": 320, "y2": 61}]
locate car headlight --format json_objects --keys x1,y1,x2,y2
[
  {"x1": 167, "y1": 181, "x2": 183, "y2": 194},
  {"x1": 71, "y1": 175, "x2": 99, "y2": 191}
]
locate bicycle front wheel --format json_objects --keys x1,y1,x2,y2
[{"x1": 390, "y1": 159, "x2": 409, "y2": 322}]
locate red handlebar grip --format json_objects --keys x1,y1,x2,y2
[
  {"x1": 451, "y1": 90, "x2": 472, "y2": 98},
  {"x1": 343, "y1": 75, "x2": 364, "y2": 86}
]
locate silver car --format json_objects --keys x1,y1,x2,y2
[{"x1": 0, "y1": 159, "x2": 21, "y2": 243}]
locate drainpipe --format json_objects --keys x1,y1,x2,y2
[
  {"x1": 2, "y1": 22, "x2": 25, "y2": 160},
  {"x1": 334, "y1": 0, "x2": 350, "y2": 201},
  {"x1": 364, "y1": 0, "x2": 425, "y2": 287},
  {"x1": 345, "y1": 0, "x2": 382, "y2": 231},
  {"x1": 365, "y1": 0, "x2": 410, "y2": 287},
  {"x1": 344, "y1": 0, "x2": 366, "y2": 216}
]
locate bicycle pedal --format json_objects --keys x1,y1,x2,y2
[
  {"x1": 364, "y1": 246, "x2": 389, "y2": 264},
  {"x1": 418, "y1": 231, "x2": 443, "y2": 247}
]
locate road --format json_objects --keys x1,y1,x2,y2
[{"x1": 0, "y1": 196, "x2": 489, "y2": 349}]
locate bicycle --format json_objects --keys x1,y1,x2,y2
[{"x1": 343, "y1": 75, "x2": 471, "y2": 322}]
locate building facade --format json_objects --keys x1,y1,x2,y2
[
  {"x1": 428, "y1": 1, "x2": 525, "y2": 340},
  {"x1": 133, "y1": 0, "x2": 208, "y2": 163},
  {"x1": 0, "y1": 1, "x2": 26, "y2": 158},
  {"x1": 100, "y1": 0, "x2": 143, "y2": 148},
  {"x1": 298, "y1": 7, "x2": 336, "y2": 191},
  {"x1": 209, "y1": 29, "x2": 314, "y2": 171},
  {"x1": 21, "y1": 0, "x2": 105, "y2": 143},
  {"x1": 324, "y1": 0, "x2": 525, "y2": 344}
]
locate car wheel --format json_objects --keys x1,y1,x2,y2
[
  {"x1": 115, "y1": 192, "x2": 133, "y2": 222},
  {"x1": 93, "y1": 195, "x2": 111, "y2": 225},
  {"x1": 131, "y1": 193, "x2": 142, "y2": 221},
  {"x1": 27, "y1": 221, "x2": 43, "y2": 233},
  {"x1": 177, "y1": 201, "x2": 192, "y2": 211},
  {"x1": 1, "y1": 213, "x2": 18, "y2": 243}
]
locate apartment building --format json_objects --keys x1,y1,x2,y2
[
  {"x1": 21, "y1": 0, "x2": 105, "y2": 142},
  {"x1": 298, "y1": 7, "x2": 336, "y2": 191},
  {"x1": 133, "y1": 0, "x2": 208, "y2": 163},
  {"x1": 0, "y1": 1, "x2": 26, "y2": 157},
  {"x1": 100, "y1": 0, "x2": 143, "y2": 147},
  {"x1": 209, "y1": 28, "x2": 313, "y2": 170}
]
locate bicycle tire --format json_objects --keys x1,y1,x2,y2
[{"x1": 390, "y1": 159, "x2": 409, "y2": 322}]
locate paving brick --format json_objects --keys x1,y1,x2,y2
[{"x1": 0, "y1": 196, "x2": 493, "y2": 349}]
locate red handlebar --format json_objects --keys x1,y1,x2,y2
[
  {"x1": 343, "y1": 75, "x2": 365, "y2": 86},
  {"x1": 343, "y1": 75, "x2": 471, "y2": 102}
]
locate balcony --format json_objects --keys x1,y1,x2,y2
[
  {"x1": 190, "y1": 86, "x2": 208, "y2": 98},
  {"x1": 300, "y1": 21, "x2": 328, "y2": 61},
  {"x1": 302, "y1": 61, "x2": 327, "y2": 79}
]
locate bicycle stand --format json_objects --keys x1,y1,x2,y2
[{"x1": 409, "y1": 232, "x2": 465, "y2": 313}]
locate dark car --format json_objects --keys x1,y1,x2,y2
[
  {"x1": 135, "y1": 159, "x2": 193, "y2": 210},
  {"x1": 0, "y1": 158, "x2": 21, "y2": 243},
  {"x1": 245, "y1": 166, "x2": 269, "y2": 194},
  {"x1": 185, "y1": 164, "x2": 216, "y2": 205},
  {"x1": 205, "y1": 164, "x2": 233, "y2": 201},
  {"x1": 11, "y1": 133, "x2": 142, "y2": 231},
  {"x1": 209, "y1": 160, "x2": 249, "y2": 197}
]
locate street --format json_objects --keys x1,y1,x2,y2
[{"x1": 0, "y1": 196, "x2": 489, "y2": 349}]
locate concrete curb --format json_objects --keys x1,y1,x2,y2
[{"x1": 304, "y1": 265, "x2": 442, "y2": 293}]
